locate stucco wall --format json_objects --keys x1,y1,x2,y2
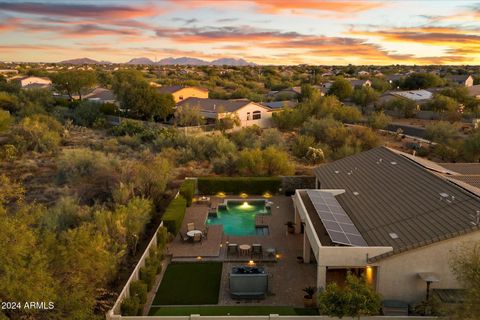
[
  {"x1": 174, "y1": 88, "x2": 208, "y2": 103},
  {"x1": 376, "y1": 230, "x2": 480, "y2": 303},
  {"x1": 232, "y1": 103, "x2": 273, "y2": 128}
]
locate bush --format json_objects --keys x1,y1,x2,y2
[
  {"x1": 139, "y1": 259, "x2": 159, "y2": 290},
  {"x1": 13, "y1": 114, "x2": 63, "y2": 153},
  {"x1": 120, "y1": 296, "x2": 140, "y2": 316},
  {"x1": 130, "y1": 280, "x2": 148, "y2": 304},
  {"x1": 197, "y1": 177, "x2": 282, "y2": 195},
  {"x1": 179, "y1": 179, "x2": 195, "y2": 207},
  {"x1": 0, "y1": 109, "x2": 12, "y2": 132},
  {"x1": 162, "y1": 195, "x2": 187, "y2": 235},
  {"x1": 73, "y1": 101, "x2": 105, "y2": 127}
]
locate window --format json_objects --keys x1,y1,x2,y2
[
  {"x1": 246, "y1": 112, "x2": 250, "y2": 120},
  {"x1": 252, "y1": 111, "x2": 261, "y2": 120}
]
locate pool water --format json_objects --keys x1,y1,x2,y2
[{"x1": 206, "y1": 200, "x2": 270, "y2": 236}]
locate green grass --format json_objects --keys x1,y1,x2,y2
[
  {"x1": 152, "y1": 262, "x2": 222, "y2": 305},
  {"x1": 149, "y1": 306, "x2": 320, "y2": 316}
]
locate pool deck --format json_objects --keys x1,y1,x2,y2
[{"x1": 165, "y1": 195, "x2": 317, "y2": 307}]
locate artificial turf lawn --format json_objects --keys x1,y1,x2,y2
[
  {"x1": 152, "y1": 262, "x2": 222, "y2": 305},
  {"x1": 149, "y1": 306, "x2": 320, "y2": 316}
]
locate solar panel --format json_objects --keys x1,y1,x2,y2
[{"x1": 306, "y1": 190, "x2": 368, "y2": 247}]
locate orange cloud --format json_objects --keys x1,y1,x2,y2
[{"x1": 250, "y1": 0, "x2": 384, "y2": 14}]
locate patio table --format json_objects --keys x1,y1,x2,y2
[
  {"x1": 239, "y1": 244, "x2": 251, "y2": 256},
  {"x1": 187, "y1": 230, "x2": 203, "y2": 238}
]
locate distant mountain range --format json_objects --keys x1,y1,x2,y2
[{"x1": 60, "y1": 57, "x2": 255, "y2": 66}]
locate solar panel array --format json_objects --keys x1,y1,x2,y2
[{"x1": 306, "y1": 190, "x2": 367, "y2": 247}]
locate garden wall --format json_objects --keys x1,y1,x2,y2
[
  {"x1": 197, "y1": 177, "x2": 282, "y2": 195},
  {"x1": 281, "y1": 176, "x2": 316, "y2": 196}
]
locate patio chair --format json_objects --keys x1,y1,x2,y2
[
  {"x1": 227, "y1": 243, "x2": 238, "y2": 257},
  {"x1": 193, "y1": 232, "x2": 202, "y2": 243},
  {"x1": 202, "y1": 226, "x2": 209, "y2": 240},
  {"x1": 252, "y1": 244, "x2": 263, "y2": 258},
  {"x1": 179, "y1": 231, "x2": 189, "y2": 243},
  {"x1": 187, "y1": 222, "x2": 195, "y2": 232}
]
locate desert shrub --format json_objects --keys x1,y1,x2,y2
[
  {"x1": 162, "y1": 195, "x2": 187, "y2": 235},
  {"x1": 0, "y1": 109, "x2": 12, "y2": 132},
  {"x1": 197, "y1": 177, "x2": 282, "y2": 195},
  {"x1": 292, "y1": 134, "x2": 316, "y2": 159},
  {"x1": 0, "y1": 144, "x2": 17, "y2": 161},
  {"x1": 120, "y1": 296, "x2": 140, "y2": 316},
  {"x1": 425, "y1": 121, "x2": 458, "y2": 144},
  {"x1": 179, "y1": 179, "x2": 195, "y2": 207},
  {"x1": 139, "y1": 258, "x2": 159, "y2": 290},
  {"x1": 260, "y1": 128, "x2": 285, "y2": 149},
  {"x1": 130, "y1": 280, "x2": 147, "y2": 305},
  {"x1": 73, "y1": 101, "x2": 105, "y2": 127},
  {"x1": 13, "y1": 114, "x2": 63, "y2": 153}
]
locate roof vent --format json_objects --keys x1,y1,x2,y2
[
  {"x1": 353, "y1": 191, "x2": 360, "y2": 196},
  {"x1": 334, "y1": 170, "x2": 339, "y2": 174},
  {"x1": 389, "y1": 232, "x2": 399, "y2": 239},
  {"x1": 390, "y1": 161, "x2": 397, "y2": 165}
]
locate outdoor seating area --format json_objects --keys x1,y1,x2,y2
[{"x1": 163, "y1": 195, "x2": 317, "y2": 307}]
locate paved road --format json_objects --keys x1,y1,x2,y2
[{"x1": 386, "y1": 124, "x2": 427, "y2": 139}]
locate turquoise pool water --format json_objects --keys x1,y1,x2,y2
[{"x1": 206, "y1": 200, "x2": 270, "y2": 236}]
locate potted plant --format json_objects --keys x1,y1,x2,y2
[
  {"x1": 285, "y1": 221, "x2": 295, "y2": 234},
  {"x1": 303, "y1": 286, "x2": 317, "y2": 307}
]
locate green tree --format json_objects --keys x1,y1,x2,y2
[
  {"x1": 299, "y1": 83, "x2": 319, "y2": 102},
  {"x1": 449, "y1": 243, "x2": 480, "y2": 319},
  {"x1": 272, "y1": 107, "x2": 305, "y2": 131},
  {"x1": 0, "y1": 109, "x2": 12, "y2": 132},
  {"x1": 215, "y1": 111, "x2": 241, "y2": 132},
  {"x1": 262, "y1": 146, "x2": 295, "y2": 176},
  {"x1": 0, "y1": 91, "x2": 20, "y2": 113},
  {"x1": 319, "y1": 273, "x2": 381, "y2": 319},
  {"x1": 367, "y1": 111, "x2": 391, "y2": 130},
  {"x1": 51, "y1": 70, "x2": 97, "y2": 100},
  {"x1": 401, "y1": 73, "x2": 444, "y2": 90},
  {"x1": 370, "y1": 78, "x2": 392, "y2": 93},
  {"x1": 174, "y1": 105, "x2": 205, "y2": 126},
  {"x1": 352, "y1": 87, "x2": 380, "y2": 113},
  {"x1": 236, "y1": 148, "x2": 265, "y2": 176},
  {"x1": 425, "y1": 121, "x2": 458, "y2": 144},
  {"x1": 384, "y1": 97, "x2": 417, "y2": 118},
  {"x1": 328, "y1": 77, "x2": 353, "y2": 100},
  {"x1": 463, "y1": 131, "x2": 480, "y2": 162}
]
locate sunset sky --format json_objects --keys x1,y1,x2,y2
[{"x1": 1, "y1": 0, "x2": 480, "y2": 65}]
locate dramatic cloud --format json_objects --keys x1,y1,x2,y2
[
  {"x1": 0, "y1": 2, "x2": 160, "y2": 19},
  {"x1": 249, "y1": 0, "x2": 384, "y2": 14}
]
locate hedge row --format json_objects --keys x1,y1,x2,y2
[
  {"x1": 197, "y1": 177, "x2": 282, "y2": 195},
  {"x1": 121, "y1": 236, "x2": 166, "y2": 316},
  {"x1": 179, "y1": 179, "x2": 196, "y2": 207},
  {"x1": 162, "y1": 195, "x2": 187, "y2": 235}
]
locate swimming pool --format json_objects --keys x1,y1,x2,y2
[{"x1": 206, "y1": 200, "x2": 270, "y2": 236}]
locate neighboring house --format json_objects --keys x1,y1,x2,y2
[
  {"x1": 10, "y1": 76, "x2": 51, "y2": 88},
  {"x1": 176, "y1": 97, "x2": 273, "y2": 128},
  {"x1": 0, "y1": 69, "x2": 19, "y2": 76},
  {"x1": 292, "y1": 147, "x2": 480, "y2": 303},
  {"x1": 379, "y1": 89, "x2": 433, "y2": 107},
  {"x1": 357, "y1": 70, "x2": 370, "y2": 77},
  {"x1": 384, "y1": 74, "x2": 405, "y2": 85},
  {"x1": 349, "y1": 79, "x2": 371, "y2": 88},
  {"x1": 156, "y1": 85, "x2": 208, "y2": 103},
  {"x1": 261, "y1": 100, "x2": 298, "y2": 110},
  {"x1": 84, "y1": 87, "x2": 117, "y2": 104},
  {"x1": 267, "y1": 88, "x2": 300, "y2": 100},
  {"x1": 467, "y1": 85, "x2": 480, "y2": 99},
  {"x1": 445, "y1": 74, "x2": 474, "y2": 87}
]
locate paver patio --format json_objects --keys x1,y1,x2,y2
[{"x1": 165, "y1": 195, "x2": 317, "y2": 307}]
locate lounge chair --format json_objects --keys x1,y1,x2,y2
[
  {"x1": 227, "y1": 243, "x2": 238, "y2": 257},
  {"x1": 187, "y1": 222, "x2": 195, "y2": 232},
  {"x1": 193, "y1": 232, "x2": 202, "y2": 243},
  {"x1": 252, "y1": 244, "x2": 263, "y2": 258}
]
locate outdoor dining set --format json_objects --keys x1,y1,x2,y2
[{"x1": 179, "y1": 222, "x2": 208, "y2": 243}]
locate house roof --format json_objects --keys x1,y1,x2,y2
[
  {"x1": 446, "y1": 74, "x2": 471, "y2": 82},
  {"x1": 84, "y1": 87, "x2": 115, "y2": 101},
  {"x1": 349, "y1": 79, "x2": 371, "y2": 87},
  {"x1": 156, "y1": 85, "x2": 208, "y2": 94},
  {"x1": 261, "y1": 100, "x2": 298, "y2": 110},
  {"x1": 313, "y1": 147, "x2": 480, "y2": 259},
  {"x1": 390, "y1": 89, "x2": 433, "y2": 101},
  {"x1": 177, "y1": 97, "x2": 270, "y2": 113}
]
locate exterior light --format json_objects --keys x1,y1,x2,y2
[
  {"x1": 248, "y1": 260, "x2": 255, "y2": 266},
  {"x1": 365, "y1": 266, "x2": 373, "y2": 284},
  {"x1": 275, "y1": 254, "x2": 281, "y2": 260},
  {"x1": 217, "y1": 192, "x2": 226, "y2": 198},
  {"x1": 262, "y1": 192, "x2": 272, "y2": 199},
  {"x1": 240, "y1": 192, "x2": 248, "y2": 198},
  {"x1": 197, "y1": 256, "x2": 202, "y2": 260}
]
